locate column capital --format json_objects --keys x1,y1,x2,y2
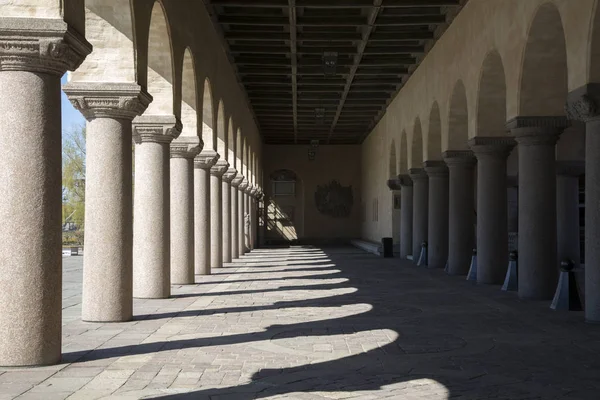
[
  {"x1": 386, "y1": 178, "x2": 402, "y2": 191},
  {"x1": 556, "y1": 160, "x2": 585, "y2": 177},
  {"x1": 238, "y1": 178, "x2": 249, "y2": 191},
  {"x1": 468, "y1": 136, "x2": 516, "y2": 159},
  {"x1": 249, "y1": 185, "x2": 259, "y2": 196},
  {"x1": 170, "y1": 136, "x2": 203, "y2": 159},
  {"x1": 222, "y1": 168, "x2": 238, "y2": 183},
  {"x1": 133, "y1": 115, "x2": 181, "y2": 144},
  {"x1": 423, "y1": 160, "x2": 448, "y2": 177},
  {"x1": 231, "y1": 175, "x2": 244, "y2": 188},
  {"x1": 210, "y1": 159, "x2": 229, "y2": 177},
  {"x1": 408, "y1": 168, "x2": 428, "y2": 181},
  {"x1": 194, "y1": 149, "x2": 219, "y2": 170},
  {"x1": 442, "y1": 150, "x2": 476, "y2": 167},
  {"x1": 566, "y1": 83, "x2": 600, "y2": 123},
  {"x1": 397, "y1": 174, "x2": 413, "y2": 187},
  {"x1": 63, "y1": 82, "x2": 152, "y2": 121},
  {"x1": 0, "y1": 18, "x2": 91, "y2": 75},
  {"x1": 256, "y1": 190, "x2": 265, "y2": 201},
  {"x1": 506, "y1": 116, "x2": 569, "y2": 146}
]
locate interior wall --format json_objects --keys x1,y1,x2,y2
[{"x1": 263, "y1": 145, "x2": 362, "y2": 244}]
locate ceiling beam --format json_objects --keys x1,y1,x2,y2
[{"x1": 288, "y1": 0, "x2": 298, "y2": 143}]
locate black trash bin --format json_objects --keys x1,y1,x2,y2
[{"x1": 382, "y1": 237, "x2": 394, "y2": 258}]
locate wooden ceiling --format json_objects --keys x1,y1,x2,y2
[{"x1": 203, "y1": 0, "x2": 464, "y2": 144}]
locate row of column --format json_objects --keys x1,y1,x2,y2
[{"x1": 396, "y1": 115, "x2": 600, "y2": 321}]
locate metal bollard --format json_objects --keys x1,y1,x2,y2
[
  {"x1": 550, "y1": 259, "x2": 583, "y2": 311},
  {"x1": 466, "y1": 248, "x2": 477, "y2": 281},
  {"x1": 417, "y1": 241, "x2": 428, "y2": 266},
  {"x1": 502, "y1": 250, "x2": 518, "y2": 291}
]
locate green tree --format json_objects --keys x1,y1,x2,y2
[{"x1": 62, "y1": 124, "x2": 86, "y2": 228}]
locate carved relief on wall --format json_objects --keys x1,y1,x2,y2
[{"x1": 314, "y1": 180, "x2": 354, "y2": 218}]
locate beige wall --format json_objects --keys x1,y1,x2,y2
[{"x1": 263, "y1": 145, "x2": 362, "y2": 243}]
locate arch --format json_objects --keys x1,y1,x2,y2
[
  {"x1": 228, "y1": 118, "x2": 236, "y2": 167},
  {"x1": 236, "y1": 128, "x2": 243, "y2": 174},
  {"x1": 388, "y1": 140, "x2": 397, "y2": 179},
  {"x1": 519, "y1": 2, "x2": 568, "y2": 116},
  {"x1": 590, "y1": 1, "x2": 600, "y2": 82},
  {"x1": 426, "y1": 102, "x2": 442, "y2": 160},
  {"x1": 410, "y1": 117, "x2": 424, "y2": 169},
  {"x1": 145, "y1": 1, "x2": 175, "y2": 115},
  {"x1": 180, "y1": 48, "x2": 198, "y2": 137},
  {"x1": 399, "y1": 130, "x2": 409, "y2": 174},
  {"x1": 202, "y1": 78, "x2": 215, "y2": 151},
  {"x1": 477, "y1": 50, "x2": 507, "y2": 137},
  {"x1": 447, "y1": 80, "x2": 469, "y2": 149},
  {"x1": 217, "y1": 100, "x2": 226, "y2": 157},
  {"x1": 242, "y1": 137, "x2": 248, "y2": 178}
]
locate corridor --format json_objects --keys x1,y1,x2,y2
[{"x1": 2, "y1": 247, "x2": 600, "y2": 399}]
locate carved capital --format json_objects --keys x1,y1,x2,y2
[
  {"x1": 133, "y1": 115, "x2": 181, "y2": 144},
  {"x1": 468, "y1": 136, "x2": 516, "y2": 159},
  {"x1": 222, "y1": 168, "x2": 238, "y2": 183},
  {"x1": 566, "y1": 84, "x2": 600, "y2": 122},
  {"x1": 506, "y1": 116, "x2": 568, "y2": 146},
  {"x1": 210, "y1": 159, "x2": 229, "y2": 177},
  {"x1": 0, "y1": 18, "x2": 92, "y2": 75},
  {"x1": 397, "y1": 174, "x2": 413, "y2": 187},
  {"x1": 231, "y1": 175, "x2": 244, "y2": 188},
  {"x1": 442, "y1": 150, "x2": 476, "y2": 168},
  {"x1": 238, "y1": 178, "x2": 249, "y2": 191},
  {"x1": 64, "y1": 82, "x2": 152, "y2": 121},
  {"x1": 408, "y1": 168, "x2": 428, "y2": 182},
  {"x1": 386, "y1": 178, "x2": 402, "y2": 191},
  {"x1": 170, "y1": 136, "x2": 203, "y2": 159},
  {"x1": 556, "y1": 160, "x2": 585, "y2": 177},
  {"x1": 194, "y1": 149, "x2": 219, "y2": 170},
  {"x1": 423, "y1": 160, "x2": 448, "y2": 177}
]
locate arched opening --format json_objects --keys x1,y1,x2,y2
[
  {"x1": 217, "y1": 100, "x2": 226, "y2": 158},
  {"x1": 202, "y1": 78, "x2": 215, "y2": 151},
  {"x1": 400, "y1": 130, "x2": 409, "y2": 174},
  {"x1": 266, "y1": 169, "x2": 304, "y2": 244},
  {"x1": 228, "y1": 118, "x2": 235, "y2": 166},
  {"x1": 519, "y1": 3, "x2": 568, "y2": 116},
  {"x1": 477, "y1": 50, "x2": 507, "y2": 137},
  {"x1": 388, "y1": 140, "x2": 397, "y2": 179},
  {"x1": 426, "y1": 103, "x2": 442, "y2": 161},
  {"x1": 145, "y1": 1, "x2": 174, "y2": 116},
  {"x1": 180, "y1": 48, "x2": 198, "y2": 137},
  {"x1": 447, "y1": 80, "x2": 469, "y2": 150},
  {"x1": 410, "y1": 117, "x2": 424, "y2": 169},
  {"x1": 236, "y1": 128, "x2": 243, "y2": 175},
  {"x1": 590, "y1": 2, "x2": 600, "y2": 82}
]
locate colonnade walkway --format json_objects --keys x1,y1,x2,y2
[{"x1": 2, "y1": 247, "x2": 600, "y2": 399}]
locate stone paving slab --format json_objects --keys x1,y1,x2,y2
[{"x1": 2, "y1": 247, "x2": 600, "y2": 399}]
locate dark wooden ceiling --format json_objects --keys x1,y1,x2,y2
[{"x1": 203, "y1": 0, "x2": 464, "y2": 145}]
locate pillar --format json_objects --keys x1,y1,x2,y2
[
  {"x1": 238, "y1": 179, "x2": 249, "y2": 255},
  {"x1": 386, "y1": 179, "x2": 402, "y2": 249},
  {"x1": 222, "y1": 168, "x2": 237, "y2": 263},
  {"x1": 132, "y1": 115, "x2": 180, "y2": 299},
  {"x1": 424, "y1": 161, "x2": 449, "y2": 269},
  {"x1": 0, "y1": 22, "x2": 90, "y2": 366},
  {"x1": 409, "y1": 169, "x2": 428, "y2": 263},
  {"x1": 469, "y1": 137, "x2": 515, "y2": 284},
  {"x1": 194, "y1": 151, "x2": 218, "y2": 275},
  {"x1": 566, "y1": 85, "x2": 600, "y2": 321},
  {"x1": 251, "y1": 187, "x2": 259, "y2": 249},
  {"x1": 245, "y1": 185, "x2": 254, "y2": 250},
  {"x1": 170, "y1": 138, "x2": 202, "y2": 284},
  {"x1": 210, "y1": 159, "x2": 229, "y2": 269},
  {"x1": 508, "y1": 117, "x2": 568, "y2": 300},
  {"x1": 443, "y1": 151, "x2": 476, "y2": 275},
  {"x1": 231, "y1": 176, "x2": 243, "y2": 258},
  {"x1": 64, "y1": 83, "x2": 150, "y2": 322},
  {"x1": 399, "y1": 175, "x2": 413, "y2": 259}
]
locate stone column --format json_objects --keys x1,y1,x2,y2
[
  {"x1": 170, "y1": 137, "x2": 202, "y2": 284},
  {"x1": 399, "y1": 175, "x2": 413, "y2": 259},
  {"x1": 469, "y1": 137, "x2": 516, "y2": 285},
  {"x1": 0, "y1": 22, "x2": 91, "y2": 366},
  {"x1": 64, "y1": 83, "x2": 150, "y2": 323},
  {"x1": 443, "y1": 151, "x2": 476, "y2": 275},
  {"x1": 193, "y1": 151, "x2": 218, "y2": 275},
  {"x1": 556, "y1": 162, "x2": 583, "y2": 268},
  {"x1": 132, "y1": 115, "x2": 181, "y2": 299},
  {"x1": 210, "y1": 159, "x2": 229, "y2": 269},
  {"x1": 424, "y1": 161, "x2": 449, "y2": 269},
  {"x1": 409, "y1": 169, "x2": 429, "y2": 262},
  {"x1": 245, "y1": 185, "x2": 254, "y2": 250},
  {"x1": 238, "y1": 179, "x2": 249, "y2": 255},
  {"x1": 386, "y1": 179, "x2": 402, "y2": 249},
  {"x1": 508, "y1": 117, "x2": 568, "y2": 300},
  {"x1": 231, "y1": 176, "x2": 243, "y2": 259},
  {"x1": 222, "y1": 168, "x2": 237, "y2": 263},
  {"x1": 251, "y1": 187, "x2": 259, "y2": 249},
  {"x1": 567, "y1": 86, "x2": 600, "y2": 321}
]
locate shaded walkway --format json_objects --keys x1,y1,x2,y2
[{"x1": 2, "y1": 247, "x2": 600, "y2": 399}]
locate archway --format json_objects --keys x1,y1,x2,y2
[
  {"x1": 180, "y1": 48, "x2": 198, "y2": 138},
  {"x1": 217, "y1": 100, "x2": 226, "y2": 159},
  {"x1": 266, "y1": 169, "x2": 304, "y2": 244},
  {"x1": 426, "y1": 102, "x2": 442, "y2": 161},
  {"x1": 228, "y1": 118, "x2": 235, "y2": 167},
  {"x1": 410, "y1": 117, "x2": 424, "y2": 169},
  {"x1": 447, "y1": 81, "x2": 469, "y2": 150},
  {"x1": 477, "y1": 50, "x2": 507, "y2": 137},
  {"x1": 202, "y1": 78, "x2": 215, "y2": 151}
]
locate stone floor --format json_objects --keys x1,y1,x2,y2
[{"x1": 2, "y1": 247, "x2": 600, "y2": 400}]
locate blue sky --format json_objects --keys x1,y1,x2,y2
[{"x1": 61, "y1": 75, "x2": 86, "y2": 134}]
